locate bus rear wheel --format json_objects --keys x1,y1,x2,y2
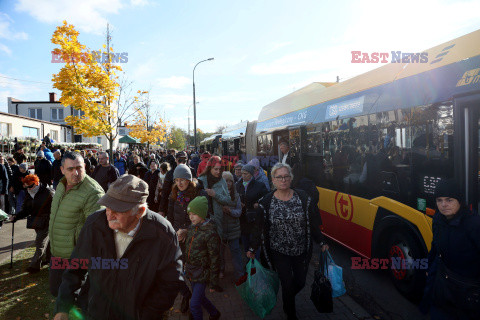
[{"x1": 387, "y1": 231, "x2": 426, "y2": 301}]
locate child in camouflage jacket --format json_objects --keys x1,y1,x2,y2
[{"x1": 185, "y1": 196, "x2": 221, "y2": 320}]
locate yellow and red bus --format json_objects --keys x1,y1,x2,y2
[{"x1": 246, "y1": 29, "x2": 480, "y2": 299}]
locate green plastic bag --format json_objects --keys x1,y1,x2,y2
[
  {"x1": 235, "y1": 259, "x2": 279, "y2": 318},
  {"x1": 0, "y1": 209, "x2": 8, "y2": 222}
]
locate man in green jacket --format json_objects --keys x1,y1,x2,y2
[{"x1": 48, "y1": 151, "x2": 104, "y2": 300}]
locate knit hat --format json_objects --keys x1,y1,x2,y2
[
  {"x1": 241, "y1": 164, "x2": 255, "y2": 176},
  {"x1": 97, "y1": 175, "x2": 149, "y2": 212},
  {"x1": 234, "y1": 161, "x2": 244, "y2": 169},
  {"x1": 19, "y1": 163, "x2": 28, "y2": 171},
  {"x1": 248, "y1": 158, "x2": 260, "y2": 170},
  {"x1": 173, "y1": 164, "x2": 192, "y2": 181},
  {"x1": 434, "y1": 179, "x2": 462, "y2": 202},
  {"x1": 187, "y1": 196, "x2": 208, "y2": 220},
  {"x1": 222, "y1": 171, "x2": 234, "y2": 182},
  {"x1": 36, "y1": 150, "x2": 44, "y2": 158}
]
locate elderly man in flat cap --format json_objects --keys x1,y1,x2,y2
[{"x1": 53, "y1": 175, "x2": 184, "y2": 320}]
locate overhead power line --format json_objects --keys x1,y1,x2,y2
[{"x1": 0, "y1": 75, "x2": 51, "y2": 85}]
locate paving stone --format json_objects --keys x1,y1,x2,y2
[{"x1": 166, "y1": 245, "x2": 373, "y2": 319}]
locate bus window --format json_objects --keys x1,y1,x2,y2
[{"x1": 304, "y1": 125, "x2": 326, "y2": 186}]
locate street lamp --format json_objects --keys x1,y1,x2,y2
[{"x1": 193, "y1": 57, "x2": 214, "y2": 151}]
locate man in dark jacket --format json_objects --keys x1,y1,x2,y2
[
  {"x1": 113, "y1": 152, "x2": 127, "y2": 175},
  {"x1": 53, "y1": 175, "x2": 184, "y2": 320},
  {"x1": 34, "y1": 151, "x2": 52, "y2": 186},
  {"x1": 51, "y1": 150, "x2": 63, "y2": 190},
  {"x1": 13, "y1": 147, "x2": 27, "y2": 164},
  {"x1": 91, "y1": 152, "x2": 120, "y2": 192},
  {"x1": 176, "y1": 151, "x2": 196, "y2": 178},
  {"x1": 235, "y1": 164, "x2": 268, "y2": 256}
]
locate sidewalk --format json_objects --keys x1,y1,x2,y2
[{"x1": 167, "y1": 247, "x2": 375, "y2": 320}]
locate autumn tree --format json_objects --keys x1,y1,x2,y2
[
  {"x1": 126, "y1": 94, "x2": 168, "y2": 149},
  {"x1": 168, "y1": 126, "x2": 187, "y2": 150},
  {"x1": 51, "y1": 21, "x2": 142, "y2": 160}
]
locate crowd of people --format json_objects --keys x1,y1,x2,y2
[
  {"x1": 2, "y1": 136, "x2": 479, "y2": 320},
  {"x1": 0, "y1": 142, "x2": 328, "y2": 320}
]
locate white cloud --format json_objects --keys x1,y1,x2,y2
[
  {"x1": 250, "y1": 0, "x2": 480, "y2": 78},
  {"x1": 250, "y1": 47, "x2": 350, "y2": 75},
  {"x1": 0, "y1": 13, "x2": 28, "y2": 40},
  {"x1": 151, "y1": 93, "x2": 191, "y2": 105},
  {"x1": 264, "y1": 42, "x2": 292, "y2": 55},
  {"x1": 0, "y1": 73, "x2": 46, "y2": 112},
  {"x1": 0, "y1": 43, "x2": 12, "y2": 55},
  {"x1": 156, "y1": 76, "x2": 190, "y2": 89},
  {"x1": 15, "y1": 0, "x2": 124, "y2": 34},
  {"x1": 130, "y1": 0, "x2": 151, "y2": 6}
]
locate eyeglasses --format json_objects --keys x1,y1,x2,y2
[{"x1": 274, "y1": 175, "x2": 291, "y2": 181}]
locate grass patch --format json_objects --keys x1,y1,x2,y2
[{"x1": 0, "y1": 246, "x2": 82, "y2": 320}]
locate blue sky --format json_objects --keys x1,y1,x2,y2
[{"x1": 0, "y1": 0, "x2": 479, "y2": 133}]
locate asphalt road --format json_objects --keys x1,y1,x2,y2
[
  {"x1": 327, "y1": 241, "x2": 429, "y2": 320},
  {"x1": 0, "y1": 219, "x2": 35, "y2": 265}
]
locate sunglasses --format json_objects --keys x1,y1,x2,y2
[{"x1": 25, "y1": 183, "x2": 36, "y2": 189}]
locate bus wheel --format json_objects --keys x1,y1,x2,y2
[{"x1": 387, "y1": 231, "x2": 426, "y2": 301}]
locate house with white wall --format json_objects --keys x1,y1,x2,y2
[{"x1": 7, "y1": 93, "x2": 119, "y2": 150}]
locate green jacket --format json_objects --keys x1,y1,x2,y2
[
  {"x1": 197, "y1": 175, "x2": 235, "y2": 238},
  {"x1": 185, "y1": 219, "x2": 220, "y2": 287},
  {"x1": 49, "y1": 175, "x2": 104, "y2": 258}
]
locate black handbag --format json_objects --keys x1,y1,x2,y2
[
  {"x1": 311, "y1": 251, "x2": 333, "y2": 313},
  {"x1": 433, "y1": 256, "x2": 480, "y2": 318}
]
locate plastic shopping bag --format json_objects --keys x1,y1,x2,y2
[
  {"x1": 0, "y1": 209, "x2": 8, "y2": 222},
  {"x1": 235, "y1": 259, "x2": 279, "y2": 318},
  {"x1": 326, "y1": 251, "x2": 346, "y2": 298}
]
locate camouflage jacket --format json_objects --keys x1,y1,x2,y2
[{"x1": 184, "y1": 219, "x2": 220, "y2": 287}]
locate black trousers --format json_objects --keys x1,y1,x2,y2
[
  {"x1": 49, "y1": 257, "x2": 89, "y2": 313},
  {"x1": 270, "y1": 250, "x2": 309, "y2": 318}
]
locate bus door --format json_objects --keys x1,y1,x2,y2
[{"x1": 454, "y1": 94, "x2": 480, "y2": 213}]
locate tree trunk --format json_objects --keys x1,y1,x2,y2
[{"x1": 108, "y1": 136, "x2": 114, "y2": 164}]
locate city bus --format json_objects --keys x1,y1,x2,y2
[
  {"x1": 248, "y1": 29, "x2": 480, "y2": 299},
  {"x1": 199, "y1": 134, "x2": 222, "y2": 154}
]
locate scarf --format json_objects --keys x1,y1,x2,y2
[
  {"x1": 176, "y1": 190, "x2": 191, "y2": 207},
  {"x1": 28, "y1": 185, "x2": 40, "y2": 198},
  {"x1": 207, "y1": 173, "x2": 222, "y2": 188}
]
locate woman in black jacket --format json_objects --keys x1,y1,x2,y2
[
  {"x1": 248, "y1": 163, "x2": 327, "y2": 320},
  {"x1": 235, "y1": 164, "x2": 268, "y2": 259},
  {"x1": 144, "y1": 159, "x2": 160, "y2": 211},
  {"x1": 10, "y1": 174, "x2": 54, "y2": 273},
  {"x1": 166, "y1": 164, "x2": 208, "y2": 313},
  {"x1": 420, "y1": 179, "x2": 480, "y2": 319}
]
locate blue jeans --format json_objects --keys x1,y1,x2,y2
[
  {"x1": 220, "y1": 238, "x2": 244, "y2": 280},
  {"x1": 241, "y1": 234, "x2": 261, "y2": 260},
  {"x1": 15, "y1": 191, "x2": 25, "y2": 213},
  {"x1": 190, "y1": 282, "x2": 219, "y2": 320}
]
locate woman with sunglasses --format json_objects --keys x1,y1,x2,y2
[
  {"x1": 248, "y1": 162, "x2": 327, "y2": 320},
  {"x1": 9, "y1": 174, "x2": 54, "y2": 273}
]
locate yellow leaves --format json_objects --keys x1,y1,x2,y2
[
  {"x1": 51, "y1": 21, "x2": 120, "y2": 140},
  {"x1": 126, "y1": 107, "x2": 168, "y2": 145}
]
